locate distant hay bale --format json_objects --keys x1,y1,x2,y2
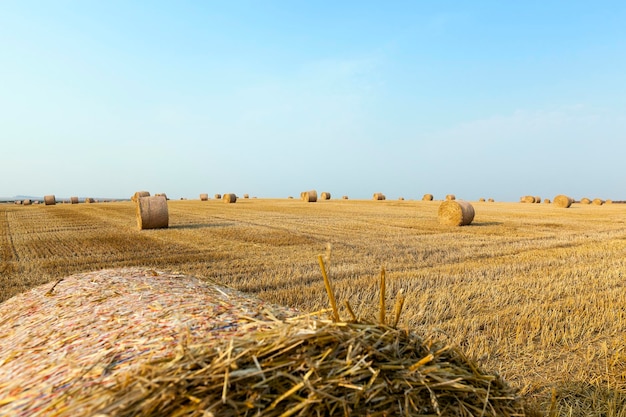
[
  {"x1": 543, "y1": 199, "x2": 551, "y2": 204},
  {"x1": 223, "y1": 193, "x2": 237, "y2": 203},
  {"x1": 438, "y1": 200, "x2": 475, "y2": 226},
  {"x1": 302, "y1": 190, "x2": 317, "y2": 202},
  {"x1": 321, "y1": 192, "x2": 331, "y2": 200},
  {"x1": 22, "y1": 199, "x2": 32, "y2": 206},
  {"x1": 478, "y1": 198, "x2": 485, "y2": 202},
  {"x1": 131, "y1": 191, "x2": 150, "y2": 203},
  {"x1": 606, "y1": 199, "x2": 613, "y2": 204},
  {"x1": 592, "y1": 198, "x2": 604, "y2": 205},
  {"x1": 214, "y1": 194, "x2": 221, "y2": 200},
  {"x1": 85, "y1": 198, "x2": 95, "y2": 204},
  {"x1": 488, "y1": 198, "x2": 495, "y2": 202},
  {"x1": 553, "y1": 195, "x2": 573, "y2": 208},
  {"x1": 44, "y1": 195, "x2": 56, "y2": 205},
  {"x1": 521, "y1": 196, "x2": 535, "y2": 203},
  {"x1": 136, "y1": 195, "x2": 169, "y2": 230},
  {"x1": 243, "y1": 194, "x2": 249, "y2": 199},
  {"x1": 398, "y1": 197, "x2": 405, "y2": 201},
  {"x1": 373, "y1": 193, "x2": 386, "y2": 200},
  {"x1": 445, "y1": 194, "x2": 456, "y2": 201},
  {"x1": 580, "y1": 197, "x2": 591, "y2": 204},
  {"x1": 422, "y1": 194, "x2": 434, "y2": 201},
  {"x1": 199, "y1": 194, "x2": 208, "y2": 201},
  {"x1": 342, "y1": 195, "x2": 349, "y2": 200},
  {"x1": 70, "y1": 197, "x2": 79, "y2": 204},
  {"x1": 534, "y1": 196, "x2": 541, "y2": 203}
]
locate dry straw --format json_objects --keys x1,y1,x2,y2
[
  {"x1": 223, "y1": 193, "x2": 237, "y2": 204},
  {"x1": 543, "y1": 199, "x2": 551, "y2": 204},
  {"x1": 214, "y1": 194, "x2": 222, "y2": 200},
  {"x1": 488, "y1": 198, "x2": 495, "y2": 202},
  {"x1": 592, "y1": 198, "x2": 604, "y2": 205},
  {"x1": 70, "y1": 197, "x2": 79, "y2": 204},
  {"x1": 445, "y1": 194, "x2": 456, "y2": 201},
  {"x1": 199, "y1": 194, "x2": 209, "y2": 201},
  {"x1": 438, "y1": 200, "x2": 475, "y2": 226},
  {"x1": 553, "y1": 195, "x2": 573, "y2": 208},
  {"x1": 131, "y1": 191, "x2": 150, "y2": 203},
  {"x1": 321, "y1": 192, "x2": 331, "y2": 200},
  {"x1": 43, "y1": 195, "x2": 56, "y2": 206},
  {"x1": 302, "y1": 190, "x2": 317, "y2": 202},
  {"x1": 580, "y1": 197, "x2": 591, "y2": 204},
  {"x1": 22, "y1": 199, "x2": 32, "y2": 206},
  {"x1": 534, "y1": 196, "x2": 541, "y2": 203},
  {"x1": 521, "y1": 196, "x2": 535, "y2": 203},
  {"x1": 0, "y1": 267, "x2": 525, "y2": 417},
  {"x1": 373, "y1": 192, "x2": 386, "y2": 200},
  {"x1": 478, "y1": 197, "x2": 485, "y2": 202},
  {"x1": 136, "y1": 195, "x2": 169, "y2": 229},
  {"x1": 243, "y1": 194, "x2": 249, "y2": 199},
  {"x1": 342, "y1": 195, "x2": 349, "y2": 200},
  {"x1": 422, "y1": 194, "x2": 434, "y2": 201},
  {"x1": 85, "y1": 198, "x2": 95, "y2": 204}
]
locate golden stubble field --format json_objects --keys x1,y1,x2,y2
[{"x1": 2, "y1": 198, "x2": 626, "y2": 415}]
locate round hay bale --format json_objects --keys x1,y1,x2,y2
[
  {"x1": 592, "y1": 198, "x2": 604, "y2": 205},
  {"x1": 199, "y1": 193, "x2": 208, "y2": 201},
  {"x1": 44, "y1": 195, "x2": 56, "y2": 205},
  {"x1": 373, "y1": 193, "x2": 386, "y2": 200},
  {"x1": 70, "y1": 196, "x2": 79, "y2": 204},
  {"x1": 580, "y1": 197, "x2": 591, "y2": 204},
  {"x1": 606, "y1": 199, "x2": 613, "y2": 204},
  {"x1": 321, "y1": 192, "x2": 331, "y2": 200},
  {"x1": 302, "y1": 190, "x2": 317, "y2": 202},
  {"x1": 534, "y1": 196, "x2": 541, "y2": 203},
  {"x1": 223, "y1": 193, "x2": 237, "y2": 203},
  {"x1": 520, "y1": 195, "x2": 535, "y2": 203},
  {"x1": 398, "y1": 197, "x2": 405, "y2": 201},
  {"x1": 478, "y1": 197, "x2": 485, "y2": 202},
  {"x1": 84, "y1": 198, "x2": 95, "y2": 204},
  {"x1": 438, "y1": 200, "x2": 475, "y2": 226},
  {"x1": 131, "y1": 191, "x2": 150, "y2": 203},
  {"x1": 553, "y1": 195, "x2": 573, "y2": 208},
  {"x1": 0, "y1": 267, "x2": 526, "y2": 417},
  {"x1": 445, "y1": 194, "x2": 456, "y2": 201},
  {"x1": 342, "y1": 195, "x2": 349, "y2": 200},
  {"x1": 22, "y1": 199, "x2": 32, "y2": 206},
  {"x1": 214, "y1": 194, "x2": 221, "y2": 200},
  {"x1": 15, "y1": 200, "x2": 22, "y2": 205},
  {"x1": 243, "y1": 194, "x2": 249, "y2": 199},
  {"x1": 136, "y1": 195, "x2": 169, "y2": 229},
  {"x1": 422, "y1": 194, "x2": 434, "y2": 201},
  {"x1": 488, "y1": 198, "x2": 495, "y2": 202},
  {"x1": 543, "y1": 199, "x2": 551, "y2": 204}
]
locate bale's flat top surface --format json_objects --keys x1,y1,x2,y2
[{"x1": 0, "y1": 267, "x2": 299, "y2": 416}]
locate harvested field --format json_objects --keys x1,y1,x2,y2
[{"x1": 2, "y1": 199, "x2": 626, "y2": 415}]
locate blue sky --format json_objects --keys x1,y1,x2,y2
[{"x1": 2, "y1": 1, "x2": 625, "y2": 201}]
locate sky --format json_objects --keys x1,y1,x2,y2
[{"x1": 1, "y1": 1, "x2": 625, "y2": 201}]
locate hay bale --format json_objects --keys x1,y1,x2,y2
[
  {"x1": 342, "y1": 195, "x2": 349, "y2": 200},
  {"x1": 243, "y1": 194, "x2": 249, "y2": 199},
  {"x1": 398, "y1": 196, "x2": 405, "y2": 201},
  {"x1": 70, "y1": 197, "x2": 79, "y2": 204},
  {"x1": 321, "y1": 192, "x2": 331, "y2": 200},
  {"x1": 543, "y1": 199, "x2": 551, "y2": 204},
  {"x1": 22, "y1": 199, "x2": 32, "y2": 206},
  {"x1": 520, "y1": 195, "x2": 535, "y2": 203},
  {"x1": 214, "y1": 194, "x2": 221, "y2": 200},
  {"x1": 592, "y1": 198, "x2": 604, "y2": 205},
  {"x1": 478, "y1": 197, "x2": 485, "y2": 202},
  {"x1": 422, "y1": 194, "x2": 434, "y2": 201},
  {"x1": 155, "y1": 193, "x2": 168, "y2": 200},
  {"x1": 438, "y1": 200, "x2": 475, "y2": 226},
  {"x1": 131, "y1": 191, "x2": 150, "y2": 203},
  {"x1": 199, "y1": 193, "x2": 208, "y2": 201},
  {"x1": 373, "y1": 193, "x2": 386, "y2": 200},
  {"x1": 488, "y1": 198, "x2": 495, "y2": 202},
  {"x1": 223, "y1": 193, "x2": 237, "y2": 203},
  {"x1": 0, "y1": 268, "x2": 526, "y2": 417},
  {"x1": 445, "y1": 194, "x2": 456, "y2": 201},
  {"x1": 136, "y1": 195, "x2": 169, "y2": 229},
  {"x1": 606, "y1": 199, "x2": 613, "y2": 204},
  {"x1": 534, "y1": 196, "x2": 541, "y2": 203},
  {"x1": 44, "y1": 195, "x2": 56, "y2": 205},
  {"x1": 553, "y1": 195, "x2": 573, "y2": 208},
  {"x1": 84, "y1": 198, "x2": 95, "y2": 204},
  {"x1": 302, "y1": 190, "x2": 317, "y2": 202},
  {"x1": 580, "y1": 197, "x2": 591, "y2": 204}
]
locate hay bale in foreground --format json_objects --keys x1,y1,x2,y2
[
  {"x1": 43, "y1": 195, "x2": 56, "y2": 205},
  {"x1": 0, "y1": 268, "x2": 526, "y2": 417},
  {"x1": 438, "y1": 200, "x2": 475, "y2": 226},
  {"x1": 131, "y1": 191, "x2": 150, "y2": 203},
  {"x1": 223, "y1": 193, "x2": 237, "y2": 203},
  {"x1": 553, "y1": 195, "x2": 573, "y2": 208},
  {"x1": 302, "y1": 190, "x2": 317, "y2": 202},
  {"x1": 136, "y1": 195, "x2": 169, "y2": 229},
  {"x1": 199, "y1": 193, "x2": 208, "y2": 201},
  {"x1": 423, "y1": 193, "x2": 434, "y2": 201}
]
